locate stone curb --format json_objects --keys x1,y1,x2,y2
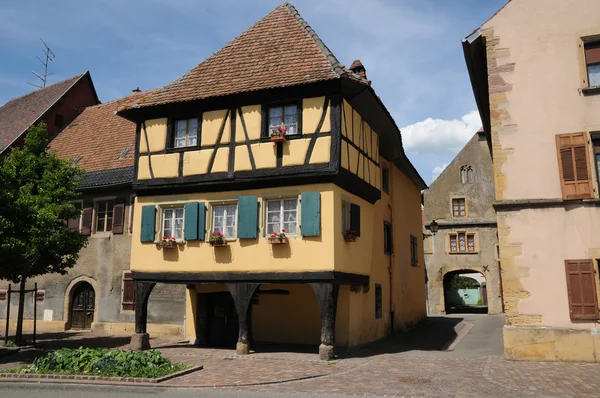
[{"x1": 0, "y1": 364, "x2": 203, "y2": 385}]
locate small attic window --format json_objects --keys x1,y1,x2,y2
[
  {"x1": 54, "y1": 114, "x2": 64, "y2": 128},
  {"x1": 72, "y1": 156, "x2": 83, "y2": 166},
  {"x1": 119, "y1": 148, "x2": 131, "y2": 158}
]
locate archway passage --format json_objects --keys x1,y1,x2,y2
[
  {"x1": 443, "y1": 270, "x2": 488, "y2": 314},
  {"x1": 70, "y1": 282, "x2": 95, "y2": 329}
]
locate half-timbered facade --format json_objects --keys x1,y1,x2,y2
[{"x1": 119, "y1": 3, "x2": 427, "y2": 360}]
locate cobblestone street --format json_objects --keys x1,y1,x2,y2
[{"x1": 2, "y1": 315, "x2": 600, "y2": 396}]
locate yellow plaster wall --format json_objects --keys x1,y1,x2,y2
[
  {"x1": 202, "y1": 110, "x2": 230, "y2": 147},
  {"x1": 252, "y1": 284, "x2": 320, "y2": 345},
  {"x1": 352, "y1": 110, "x2": 362, "y2": 147},
  {"x1": 140, "y1": 118, "x2": 168, "y2": 153},
  {"x1": 213, "y1": 147, "x2": 230, "y2": 173},
  {"x1": 282, "y1": 138, "x2": 310, "y2": 167},
  {"x1": 234, "y1": 146, "x2": 252, "y2": 172},
  {"x1": 251, "y1": 143, "x2": 277, "y2": 169},
  {"x1": 302, "y1": 97, "x2": 331, "y2": 134},
  {"x1": 341, "y1": 141, "x2": 349, "y2": 170},
  {"x1": 137, "y1": 156, "x2": 152, "y2": 180},
  {"x1": 342, "y1": 101, "x2": 352, "y2": 138},
  {"x1": 130, "y1": 184, "x2": 336, "y2": 274},
  {"x1": 182, "y1": 149, "x2": 212, "y2": 176},
  {"x1": 309, "y1": 136, "x2": 331, "y2": 164},
  {"x1": 236, "y1": 105, "x2": 262, "y2": 143},
  {"x1": 149, "y1": 153, "x2": 180, "y2": 179},
  {"x1": 331, "y1": 159, "x2": 426, "y2": 345}
]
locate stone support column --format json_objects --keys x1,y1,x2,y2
[
  {"x1": 131, "y1": 281, "x2": 156, "y2": 351},
  {"x1": 226, "y1": 283, "x2": 260, "y2": 355},
  {"x1": 310, "y1": 282, "x2": 340, "y2": 361}
]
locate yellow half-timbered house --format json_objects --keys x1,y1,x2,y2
[{"x1": 118, "y1": 3, "x2": 427, "y2": 360}]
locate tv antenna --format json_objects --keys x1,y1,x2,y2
[{"x1": 28, "y1": 39, "x2": 55, "y2": 89}]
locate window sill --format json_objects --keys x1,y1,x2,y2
[
  {"x1": 448, "y1": 251, "x2": 479, "y2": 255},
  {"x1": 91, "y1": 232, "x2": 113, "y2": 239},
  {"x1": 165, "y1": 146, "x2": 200, "y2": 154},
  {"x1": 260, "y1": 134, "x2": 303, "y2": 143},
  {"x1": 582, "y1": 86, "x2": 600, "y2": 96}
]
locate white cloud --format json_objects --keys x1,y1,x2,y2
[
  {"x1": 432, "y1": 163, "x2": 449, "y2": 182},
  {"x1": 401, "y1": 110, "x2": 482, "y2": 155}
]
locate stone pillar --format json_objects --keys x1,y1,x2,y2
[
  {"x1": 131, "y1": 281, "x2": 156, "y2": 351},
  {"x1": 226, "y1": 283, "x2": 260, "y2": 355},
  {"x1": 311, "y1": 283, "x2": 340, "y2": 361}
]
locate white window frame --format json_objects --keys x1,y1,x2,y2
[
  {"x1": 174, "y1": 118, "x2": 199, "y2": 148},
  {"x1": 160, "y1": 205, "x2": 185, "y2": 242},
  {"x1": 265, "y1": 197, "x2": 299, "y2": 236},
  {"x1": 211, "y1": 202, "x2": 238, "y2": 240},
  {"x1": 92, "y1": 196, "x2": 117, "y2": 236}
]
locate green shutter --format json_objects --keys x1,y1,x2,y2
[
  {"x1": 140, "y1": 205, "x2": 156, "y2": 242},
  {"x1": 198, "y1": 202, "x2": 206, "y2": 240},
  {"x1": 350, "y1": 203, "x2": 361, "y2": 237},
  {"x1": 184, "y1": 202, "x2": 199, "y2": 241},
  {"x1": 301, "y1": 192, "x2": 321, "y2": 237},
  {"x1": 237, "y1": 196, "x2": 258, "y2": 238}
]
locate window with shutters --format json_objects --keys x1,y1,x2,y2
[
  {"x1": 121, "y1": 271, "x2": 135, "y2": 311},
  {"x1": 162, "y1": 207, "x2": 184, "y2": 241},
  {"x1": 410, "y1": 235, "x2": 418, "y2": 266},
  {"x1": 212, "y1": 204, "x2": 237, "y2": 239},
  {"x1": 556, "y1": 133, "x2": 594, "y2": 200},
  {"x1": 449, "y1": 232, "x2": 476, "y2": 253},
  {"x1": 375, "y1": 284, "x2": 382, "y2": 319},
  {"x1": 564, "y1": 259, "x2": 599, "y2": 320},
  {"x1": 452, "y1": 198, "x2": 466, "y2": 217},
  {"x1": 383, "y1": 222, "x2": 392, "y2": 255},
  {"x1": 266, "y1": 198, "x2": 298, "y2": 236},
  {"x1": 584, "y1": 40, "x2": 600, "y2": 89},
  {"x1": 172, "y1": 118, "x2": 199, "y2": 148},
  {"x1": 95, "y1": 200, "x2": 114, "y2": 233}
]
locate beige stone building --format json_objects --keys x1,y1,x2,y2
[
  {"x1": 463, "y1": 0, "x2": 600, "y2": 361},
  {"x1": 424, "y1": 131, "x2": 502, "y2": 316}
]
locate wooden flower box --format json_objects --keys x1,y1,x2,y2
[
  {"x1": 209, "y1": 240, "x2": 228, "y2": 247},
  {"x1": 268, "y1": 237, "x2": 289, "y2": 244},
  {"x1": 270, "y1": 135, "x2": 286, "y2": 143},
  {"x1": 157, "y1": 241, "x2": 177, "y2": 249},
  {"x1": 343, "y1": 234, "x2": 357, "y2": 242}
]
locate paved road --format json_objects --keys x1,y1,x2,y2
[{"x1": 0, "y1": 383, "x2": 346, "y2": 398}]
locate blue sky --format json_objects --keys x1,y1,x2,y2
[{"x1": 0, "y1": 0, "x2": 507, "y2": 184}]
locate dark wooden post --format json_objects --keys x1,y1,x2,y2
[
  {"x1": 131, "y1": 281, "x2": 155, "y2": 351},
  {"x1": 226, "y1": 283, "x2": 260, "y2": 355},
  {"x1": 311, "y1": 283, "x2": 340, "y2": 361},
  {"x1": 4, "y1": 284, "x2": 10, "y2": 344},
  {"x1": 15, "y1": 279, "x2": 25, "y2": 346}
]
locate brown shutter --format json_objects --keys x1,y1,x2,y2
[
  {"x1": 565, "y1": 259, "x2": 599, "y2": 320},
  {"x1": 81, "y1": 206, "x2": 93, "y2": 235},
  {"x1": 556, "y1": 133, "x2": 593, "y2": 200},
  {"x1": 122, "y1": 272, "x2": 135, "y2": 311},
  {"x1": 112, "y1": 199, "x2": 126, "y2": 234},
  {"x1": 67, "y1": 217, "x2": 80, "y2": 232},
  {"x1": 585, "y1": 41, "x2": 600, "y2": 65}
]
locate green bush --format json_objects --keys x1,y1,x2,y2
[{"x1": 11, "y1": 347, "x2": 188, "y2": 378}]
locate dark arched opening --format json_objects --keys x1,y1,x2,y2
[{"x1": 443, "y1": 270, "x2": 488, "y2": 314}]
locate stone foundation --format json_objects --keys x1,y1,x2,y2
[
  {"x1": 504, "y1": 325, "x2": 600, "y2": 362},
  {"x1": 0, "y1": 319, "x2": 67, "y2": 333},
  {"x1": 91, "y1": 322, "x2": 183, "y2": 337}
]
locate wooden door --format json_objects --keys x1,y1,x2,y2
[
  {"x1": 71, "y1": 283, "x2": 95, "y2": 329},
  {"x1": 207, "y1": 292, "x2": 238, "y2": 347}
]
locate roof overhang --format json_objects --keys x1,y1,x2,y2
[{"x1": 462, "y1": 31, "x2": 491, "y2": 151}]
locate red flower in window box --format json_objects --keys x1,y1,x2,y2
[
  {"x1": 344, "y1": 229, "x2": 357, "y2": 242},
  {"x1": 270, "y1": 125, "x2": 287, "y2": 142},
  {"x1": 157, "y1": 236, "x2": 177, "y2": 249},
  {"x1": 209, "y1": 231, "x2": 227, "y2": 247},
  {"x1": 268, "y1": 229, "x2": 288, "y2": 244}
]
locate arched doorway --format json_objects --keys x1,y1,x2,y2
[
  {"x1": 70, "y1": 282, "x2": 95, "y2": 329},
  {"x1": 443, "y1": 270, "x2": 488, "y2": 314}
]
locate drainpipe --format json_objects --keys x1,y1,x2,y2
[{"x1": 387, "y1": 203, "x2": 394, "y2": 335}]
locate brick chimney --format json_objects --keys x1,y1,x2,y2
[{"x1": 350, "y1": 60, "x2": 367, "y2": 79}]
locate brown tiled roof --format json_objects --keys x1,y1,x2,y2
[
  {"x1": 50, "y1": 92, "x2": 145, "y2": 173},
  {"x1": 0, "y1": 73, "x2": 88, "y2": 152},
  {"x1": 127, "y1": 2, "x2": 360, "y2": 109}
]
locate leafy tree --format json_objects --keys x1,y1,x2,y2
[
  {"x1": 448, "y1": 275, "x2": 479, "y2": 290},
  {"x1": 0, "y1": 123, "x2": 87, "y2": 344}
]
